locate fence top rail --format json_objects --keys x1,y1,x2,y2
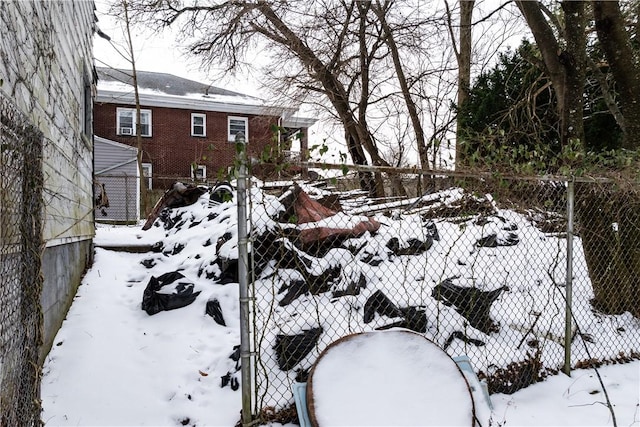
[{"x1": 286, "y1": 161, "x2": 622, "y2": 184}]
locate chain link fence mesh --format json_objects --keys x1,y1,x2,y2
[
  {"x1": 246, "y1": 169, "x2": 640, "y2": 421},
  {"x1": 0, "y1": 94, "x2": 44, "y2": 426},
  {"x1": 92, "y1": 174, "x2": 228, "y2": 225},
  {"x1": 94, "y1": 174, "x2": 140, "y2": 224}
]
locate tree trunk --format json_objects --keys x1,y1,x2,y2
[
  {"x1": 560, "y1": 1, "x2": 587, "y2": 148},
  {"x1": 593, "y1": 0, "x2": 640, "y2": 150},
  {"x1": 345, "y1": 131, "x2": 377, "y2": 196},
  {"x1": 516, "y1": 1, "x2": 568, "y2": 134},
  {"x1": 518, "y1": 0, "x2": 640, "y2": 318},
  {"x1": 372, "y1": 2, "x2": 427, "y2": 168},
  {"x1": 448, "y1": 0, "x2": 474, "y2": 166},
  {"x1": 457, "y1": 0, "x2": 474, "y2": 109},
  {"x1": 517, "y1": 1, "x2": 587, "y2": 150},
  {"x1": 257, "y1": 2, "x2": 386, "y2": 197},
  {"x1": 516, "y1": 1, "x2": 640, "y2": 317},
  {"x1": 353, "y1": 1, "x2": 389, "y2": 198},
  {"x1": 573, "y1": 2, "x2": 640, "y2": 316},
  {"x1": 575, "y1": 184, "x2": 640, "y2": 317},
  {"x1": 586, "y1": 56, "x2": 625, "y2": 131},
  {"x1": 369, "y1": 1, "x2": 414, "y2": 197}
]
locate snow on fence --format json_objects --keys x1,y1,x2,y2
[
  {"x1": 243, "y1": 164, "x2": 640, "y2": 422},
  {"x1": 0, "y1": 94, "x2": 44, "y2": 426}
]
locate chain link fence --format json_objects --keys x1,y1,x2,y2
[
  {"x1": 93, "y1": 174, "x2": 224, "y2": 224},
  {"x1": 94, "y1": 174, "x2": 140, "y2": 224},
  {"x1": 0, "y1": 94, "x2": 44, "y2": 426},
  {"x1": 245, "y1": 167, "x2": 640, "y2": 421}
]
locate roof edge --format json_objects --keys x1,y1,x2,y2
[
  {"x1": 96, "y1": 90, "x2": 296, "y2": 117},
  {"x1": 282, "y1": 116, "x2": 318, "y2": 128},
  {"x1": 95, "y1": 135, "x2": 139, "y2": 151}
]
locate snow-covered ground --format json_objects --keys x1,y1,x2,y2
[{"x1": 41, "y1": 185, "x2": 640, "y2": 427}]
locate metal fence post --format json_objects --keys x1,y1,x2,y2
[
  {"x1": 563, "y1": 178, "x2": 575, "y2": 375},
  {"x1": 235, "y1": 133, "x2": 253, "y2": 425},
  {"x1": 125, "y1": 174, "x2": 130, "y2": 222}
]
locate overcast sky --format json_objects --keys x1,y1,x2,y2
[{"x1": 93, "y1": 0, "x2": 262, "y2": 96}]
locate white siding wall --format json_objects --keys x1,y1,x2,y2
[{"x1": 0, "y1": 0, "x2": 95, "y2": 246}]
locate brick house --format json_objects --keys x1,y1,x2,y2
[{"x1": 94, "y1": 67, "x2": 316, "y2": 189}]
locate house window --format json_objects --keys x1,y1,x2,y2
[
  {"x1": 191, "y1": 113, "x2": 206, "y2": 137},
  {"x1": 142, "y1": 162, "x2": 152, "y2": 190},
  {"x1": 193, "y1": 164, "x2": 207, "y2": 181},
  {"x1": 117, "y1": 107, "x2": 152, "y2": 136},
  {"x1": 228, "y1": 116, "x2": 248, "y2": 142}
]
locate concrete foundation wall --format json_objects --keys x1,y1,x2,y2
[{"x1": 40, "y1": 241, "x2": 94, "y2": 363}]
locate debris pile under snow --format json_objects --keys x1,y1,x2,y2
[{"x1": 137, "y1": 180, "x2": 638, "y2": 405}]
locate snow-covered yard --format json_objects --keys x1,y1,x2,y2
[{"x1": 41, "y1": 183, "x2": 640, "y2": 426}]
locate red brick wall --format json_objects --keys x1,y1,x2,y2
[{"x1": 94, "y1": 102, "x2": 279, "y2": 187}]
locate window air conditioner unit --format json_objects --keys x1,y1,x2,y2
[{"x1": 120, "y1": 127, "x2": 133, "y2": 135}]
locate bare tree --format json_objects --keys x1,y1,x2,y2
[
  {"x1": 372, "y1": 1, "x2": 428, "y2": 174},
  {"x1": 122, "y1": 0, "x2": 462, "y2": 197},
  {"x1": 100, "y1": 0, "x2": 150, "y2": 215},
  {"x1": 123, "y1": 1, "x2": 384, "y2": 194},
  {"x1": 456, "y1": 1, "x2": 474, "y2": 109},
  {"x1": 122, "y1": 1, "x2": 150, "y2": 215},
  {"x1": 444, "y1": 0, "x2": 474, "y2": 165}
]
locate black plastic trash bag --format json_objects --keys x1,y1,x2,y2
[
  {"x1": 142, "y1": 271, "x2": 201, "y2": 315},
  {"x1": 205, "y1": 299, "x2": 226, "y2": 326},
  {"x1": 363, "y1": 290, "x2": 403, "y2": 323},
  {"x1": 475, "y1": 232, "x2": 519, "y2": 248},
  {"x1": 274, "y1": 327, "x2": 323, "y2": 370},
  {"x1": 432, "y1": 277, "x2": 508, "y2": 334}
]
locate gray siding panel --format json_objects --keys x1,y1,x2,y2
[
  {"x1": 95, "y1": 137, "x2": 138, "y2": 173},
  {"x1": 94, "y1": 137, "x2": 140, "y2": 222}
]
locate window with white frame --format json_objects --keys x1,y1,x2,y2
[
  {"x1": 191, "y1": 113, "x2": 206, "y2": 137},
  {"x1": 117, "y1": 107, "x2": 152, "y2": 136},
  {"x1": 228, "y1": 116, "x2": 248, "y2": 142},
  {"x1": 193, "y1": 164, "x2": 207, "y2": 181},
  {"x1": 141, "y1": 162, "x2": 153, "y2": 189}
]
